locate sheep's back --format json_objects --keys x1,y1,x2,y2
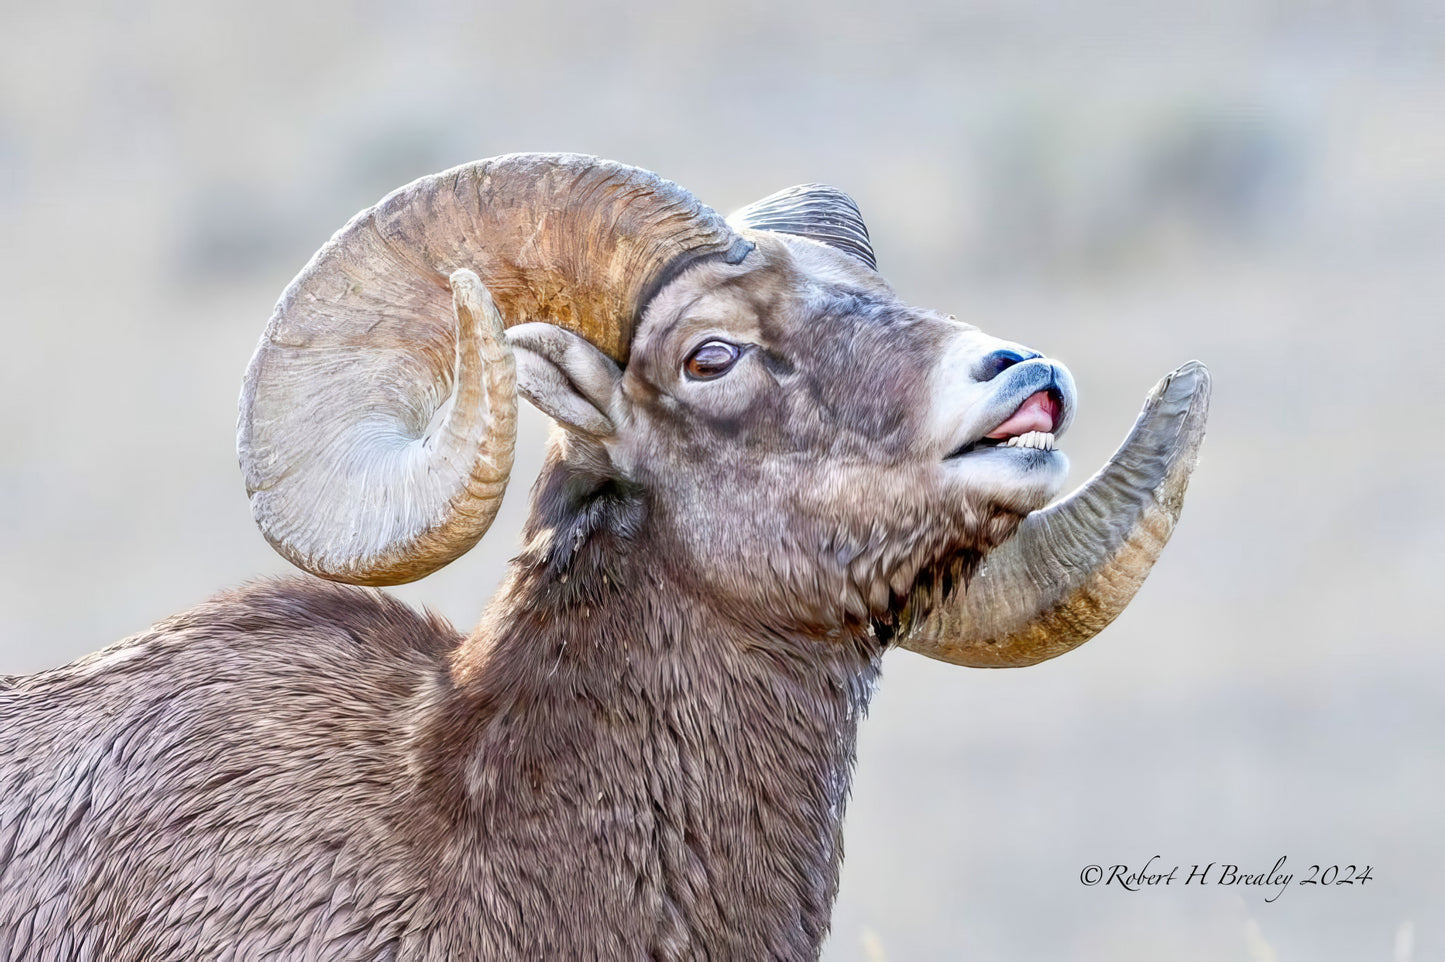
[{"x1": 0, "y1": 577, "x2": 461, "y2": 960}]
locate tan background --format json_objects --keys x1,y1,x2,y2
[{"x1": 1, "y1": 2, "x2": 1440, "y2": 958}]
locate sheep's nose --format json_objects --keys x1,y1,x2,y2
[{"x1": 975, "y1": 348, "x2": 1040, "y2": 382}]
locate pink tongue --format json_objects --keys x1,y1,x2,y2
[{"x1": 986, "y1": 391, "x2": 1059, "y2": 439}]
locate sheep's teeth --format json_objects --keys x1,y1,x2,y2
[{"x1": 1003, "y1": 431, "x2": 1055, "y2": 451}]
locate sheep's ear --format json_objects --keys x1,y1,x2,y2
[{"x1": 508, "y1": 322, "x2": 623, "y2": 438}]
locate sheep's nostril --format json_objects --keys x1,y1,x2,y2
[{"x1": 976, "y1": 349, "x2": 1037, "y2": 381}]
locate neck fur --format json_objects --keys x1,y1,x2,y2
[{"x1": 421, "y1": 460, "x2": 882, "y2": 956}]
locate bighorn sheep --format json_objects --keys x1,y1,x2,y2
[{"x1": 0, "y1": 153, "x2": 1209, "y2": 959}]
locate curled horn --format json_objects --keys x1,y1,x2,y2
[
  {"x1": 238, "y1": 153, "x2": 749, "y2": 586},
  {"x1": 728, "y1": 184, "x2": 876, "y2": 270},
  {"x1": 901, "y1": 361, "x2": 1212, "y2": 667}
]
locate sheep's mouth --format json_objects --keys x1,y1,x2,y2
[{"x1": 945, "y1": 388, "x2": 1064, "y2": 460}]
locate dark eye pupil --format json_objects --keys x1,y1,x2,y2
[{"x1": 685, "y1": 341, "x2": 739, "y2": 380}]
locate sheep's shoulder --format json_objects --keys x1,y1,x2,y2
[{"x1": 0, "y1": 577, "x2": 459, "y2": 959}]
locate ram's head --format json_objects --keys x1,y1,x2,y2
[{"x1": 239, "y1": 154, "x2": 1208, "y2": 666}]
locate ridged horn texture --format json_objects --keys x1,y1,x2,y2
[
  {"x1": 901, "y1": 361, "x2": 1212, "y2": 667},
  {"x1": 728, "y1": 184, "x2": 877, "y2": 270},
  {"x1": 238, "y1": 153, "x2": 746, "y2": 586}
]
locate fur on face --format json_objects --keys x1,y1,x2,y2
[{"x1": 516, "y1": 233, "x2": 1075, "y2": 642}]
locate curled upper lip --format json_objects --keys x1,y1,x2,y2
[
  {"x1": 944, "y1": 359, "x2": 1076, "y2": 459},
  {"x1": 985, "y1": 390, "x2": 1062, "y2": 439}
]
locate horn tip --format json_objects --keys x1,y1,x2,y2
[
  {"x1": 1159, "y1": 359, "x2": 1211, "y2": 397},
  {"x1": 1150, "y1": 360, "x2": 1213, "y2": 437}
]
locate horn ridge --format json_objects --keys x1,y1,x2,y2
[
  {"x1": 728, "y1": 183, "x2": 876, "y2": 270},
  {"x1": 238, "y1": 153, "x2": 743, "y2": 585}
]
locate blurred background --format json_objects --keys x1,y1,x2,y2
[{"x1": 1, "y1": 1, "x2": 1440, "y2": 958}]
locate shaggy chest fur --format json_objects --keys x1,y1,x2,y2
[{"x1": 0, "y1": 569, "x2": 879, "y2": 960}]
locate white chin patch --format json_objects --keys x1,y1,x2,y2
[{"x1": 956, "y1": 448, "x2": 1069, "y2": 513}]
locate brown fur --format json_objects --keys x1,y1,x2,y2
[
  {"x1": 0, "y1": 234, "x2": 1052, "y2": 959},
  {"x1": 0, "y1": 559, "x2": 877, "y2": 959}
]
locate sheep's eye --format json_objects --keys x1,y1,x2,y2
[{"x1": 684, "y1": 340, "x2": 741, "y2": 380}]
